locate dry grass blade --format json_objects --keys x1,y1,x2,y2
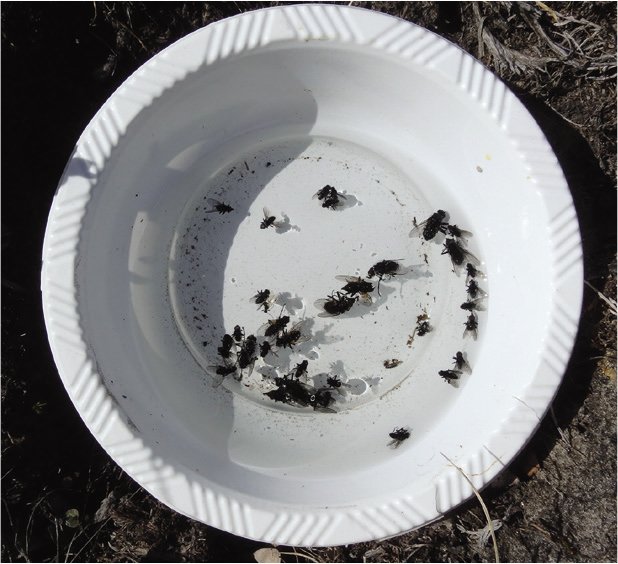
[
  {"x1": 585, "y1": 280, "x2": 617, "y2": 316},
  {"x1": 278, "y1": 550, "x2": 321, "y2": 563},
  {"x1": 441, "y1": 453, "x2": 500, "y2": 563}
]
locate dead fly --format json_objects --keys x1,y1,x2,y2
[
  {"x1": 442, "y1": 238, "x2": 479, "y2": 273},
  {"x1": 388, "y1": 427, "x2": 410, "y2": 449},
  {"x1": 383, "y1": 359, "x2": 403, "y2": 369},
  {"x1": 336, "y1": 275, "x2": 374, "y2": 305},
  {"x1": 313, "y1": 185, "x2": 346, "y2": 210},
  {"x1": 259, "y1": 308, "x2": 291, "y2": 339},
  {"x1": 275, "y1": 320, "x2": 310, "y2": 350},
  {"x1": 251, "y1": 289, "x2": 277, "y2": 313},
  {"x1": 465, "y1": 262, "x2": 486, "y2": 284},
  {"x1": 446, "y1": 224, "x2": 472, "y2": 246},
  {"x1": 367, "y1": 259, "x2": 405, "y2": 295},
  {"x1": 463, "y1": 312, "x2": 478, "y2": 340},
  {"x1": 414, "y1": 314, "x2": 432, "y2": 337},
  {"x1": 259, "y1": 340, "x2": 272, "y2": 359},
  {"x1": 326, "y1": 375, "x2": 342, "y2": 389},
  {"x1": 453, "y1": 351, "x2": 472, "y2": 374},
  {"x1": 439, "y1": 369, "x2": 462, "y2": 385},
  {"x1": 264, "y1": 386, "x2": 293, "y2": 405},
  {"x1": 409, "y1": 210, "x2": 448, "y2": 241},
  {"x1": 290, "y1": 360, "x2": 309, "y2": 379},
  {"x1": 206, "y1": 361, "x2": 239, "y2": 388},
  {"x1": 314, "y1": 291, "x2": 357, "y2": 317},
  {"x1": 308, "y1": 389, "x2": 336, "y2": 412},
  {"x1": 260, "y1": 207, "x2": 283, "y2": 229},
  {"x1": 237, "y1": 335, "x2": 258, "y2": 376},
  {"x1": 314, "y1": 185, "x2": 337, "y2": 201},
  {"x1": 460, "y1": 298, "x2": 487, "y2": 312},
  {"x1": 217, "y1": 334, "x2": 235, "y2": 359},
  {"x1": 206, "y1": 198, "x2": 234, "y2": 214},
  {"x1": 232, "y1": 325, "x2": 245, "y2": 342},
  {"x1": 265, "y1": 374, "x2": 310, "y2": 408},
  {"x1": 466, "y1": 280, "x2": 488, "y2": 300}
]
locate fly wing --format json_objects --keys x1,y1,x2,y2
[
  {"x1": 409, "y1": 218, "x2": 427, "y2": 238},
  {"x1": 462, "y1": 248, "x2": 480, "y2": 266},
  {"x1": 257, "y1": 320, "x2": 274, "y2": 337},
  {"x1": 205, "y1": 198, "x2": 223, "y2": 213},
  {"x1": 335, "y1": 275, "x2": 360, "y2": 284},
  {"x1": 206, "y1": 363, "x2": 237, "y2": 388},
  {"x1": 460, "y1": 358, "x2": 472, "y2": 374},
  {"x1": 314, "y1": 298, "x2": 337, "y2": 318},
  {"x1": 287, "y1": 319, "x2": 311, "y2": 342},
  {"x1": 467, "y1": 282, "x2": 488, "y2": 299}
]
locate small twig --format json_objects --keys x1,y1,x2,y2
[
  {"x1": 549, "y1": 406, "x2": 571, "y2": 450},
  {"x1": 534, "y1": 1, "x2": 559, "y2": 22},
  {"x1": 529, "y1": 522, "x2": 553, "y2": 542},
  {"x1": 68, "y1": 517, "x2": 112, "y2": 563},
  {"x1": 279, "y1": 550, "x2": 320, "y2": 563},
  {"x1": 585, "y1": 280, "x2": 617, "y2": 316},
  {"x1": 441, "y1": 453, "x2": 500, "y2": 563},
  {"x1": 545, "y1": 102, "x2": 591, "y2": 128}
]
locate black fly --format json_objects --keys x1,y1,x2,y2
[
  {"x1": 265, "y1": 373, "x2": 334, "y2": 411},
  {"x1": 237, "y1": 335, "x2": 258, "y2": 376},
  {"x1": 259, "y1": 307, "x2": 290, "y2": 339},
  {"x1": 414, "y1": 313, "x2": 432, "y2": 337},
  {"x1": 409, "y1": 210, "x2": 448, "y2": 241},
  {"x1": 388, "y1": 427, "x2": 410, "y2": 448},
  {"x1": 313, "y1": 185, "x2": 346, "y2": 210},
  {"x1": 446, "y1": 224, "x2": 472, "y2": 246},
  {"x1": 308, "y1": 389, "x2": 335, "y2": 412},
  {"x1": 291, "y1": 360, "x2": 309, "y2": 379},
  {"x1": 466, "y1": 280, "x2": 488, "y2": 300},
  {"x1": 314, "y1": 185, "x2": 336, "y2": 201},
  {"x1": 465, "y1": 262, "x2": 486, "y2": 284},
  {"x1": 206, "y1": 198, "x2": 234, "y2": 214},
  {"x1": 260, "y1": 207, "x2": 282, "y2": 229},
  {"x1": 207, "y1": 361, "x2": 238, "y2": 388},
  {"x1": 463, "y1": 312, "x2": 478, "y2": 340},
  {"x1": 314, "y1": 291, "x2": 357, "y2": 317},
  {"x1": 259, "y1": 340, "x2": 271, "y2": 358},
  {"x1": 232, "y1": 325, "x2": 245, "y2": 342},
  {"x1": 251, "y1": 289, "x2": 276, "y2": 313},
  {"x1": 217, "y1": 334, "x2": 235, "y2": 359},
  {"x1": 275, "y1": 320, "x2": 310, "y2": 350},
  {"x1": 442, "y1": 238, "x2": 479, "y2": 273},
  {"x1": 335, "y1": 275, "x2": 374, "y2": 305},
  {"x1": 460, "y1": 298, "x2": 486, "y2": 312},
  {"x1": 326, "y1": 375, "x2": 342, "y2": 389},
  {"x1": 367, "y1": 259, "x2": 405, "y2": 296},
  {"x1": 453, "y1": 351, "x2": 472, "y2": 374},
  {"x1": 439, "y1": 369, "x2": 462, "y2": 385}
]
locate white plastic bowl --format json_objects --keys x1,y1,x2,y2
[{"x1": 42, "y1": 4, "x2": 583, "y2": 546}]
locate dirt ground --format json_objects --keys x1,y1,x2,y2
[{"x1": 2, "y1": 2, "x2": 616, "y2": 562}]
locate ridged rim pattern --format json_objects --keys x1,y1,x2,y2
[{"x1": 41, "y1": 4, "x2": 582, "y2": 546}]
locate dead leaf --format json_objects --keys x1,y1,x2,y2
[{"x1": 254, "y1": 547, "x2": 281, "y2": 563}]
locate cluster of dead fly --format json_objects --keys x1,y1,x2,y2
[
  {"x1": 410, "y1": 209, "x2": 488, "y2": 344},
  {"x1": 208, "y1": 290, "x2": 304, "y2": 384},
  {"x1": 207, "y1": 203, "x2": 488, "y2": 448},
  {"x1": 263, "y1": 360, "x2": 344, "y2": 413},
  {"x1": 209, "y1": 290, "x2": 343, "y2": 412},
  {"x1": 388, "y1": 210, "x2": 489, "y2": 449},
  {"x1": 315, "y1": 258, "x2": 413, "y2": 318}
]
